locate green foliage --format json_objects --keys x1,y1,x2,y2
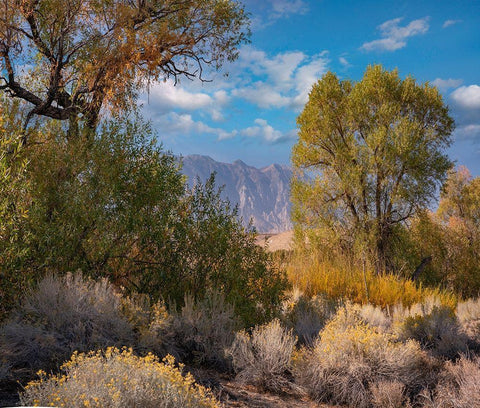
[
  {"x1": 408, "y1": 167, "x2": 480, "y2": 296},
  {"x1": 0, "y1": 99, "x2": 31, "y2": 319},
  {"x1": 292, "y1": 65, "x2": 454, "y2": 272},
  {"x1": 0, "y1": 108, "x2": 286, "y2": 325}
]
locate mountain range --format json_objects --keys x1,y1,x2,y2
[{"x1": 180, "y1": 155, "x2": 293, "y2": 233}]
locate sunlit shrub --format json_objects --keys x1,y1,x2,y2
[
  {"x1": 0, "y1": 273, "x2": 133, "y2": 381},
  {"x1": 228, "y1": 319, "x2": 297, "y2": 393},
  {"x1": 394, "y1": 297, "x2": 468, "y2": 359},
  {"x1": 456, "y1": 298, "x2": 480, "y2": 344},
  {"x1": 294, "y1": 305, "x2": 434, "y2": 408},
  {"x1": 370, "y1": 381, "x2": 411, "y2": 408},
  {"x1": 20, "y1": 348, "x2": 221, "y2": 408}
]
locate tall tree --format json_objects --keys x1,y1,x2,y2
[
  {"x1": 0, "y1": 0, "x2": 248, "y2": 135},
  {"x1": 292, "y1": 65, "x2": 454, "y2": 273}
]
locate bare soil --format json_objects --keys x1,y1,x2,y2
[{"x1": 255, "y1": 230, "x2": 294, "y2": 252}]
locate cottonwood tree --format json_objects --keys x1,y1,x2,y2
[
  {"x1": 0, "y1": 0, "x2": 248, "y2": 136},
  {"x1": 292, "y1": 65, "x2": 454, "y2": 273}
]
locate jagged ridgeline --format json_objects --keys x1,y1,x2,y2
[{"x1": 181, "y1": 155, "x2": 293, "y2": 233}]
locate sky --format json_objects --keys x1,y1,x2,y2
[{"x1": 141, "y1": 0, "x2": 480, "y2": 175}]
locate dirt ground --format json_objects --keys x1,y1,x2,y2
[{"x1": 255, "y1": 230, "x2": 294, "y2": 252}]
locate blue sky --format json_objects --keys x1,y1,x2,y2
[{"x1": 141, "y1": 0, "x2": 480, "y2": 175}]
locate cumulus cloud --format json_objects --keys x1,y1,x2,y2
[
  {"x1": 443, "y1": 19, "x2": 462, "y2": 28},
  {"x1": 145, "y1": 79, "x2": 229, "y2": 121},
  {"x1": 233, "y1": 46, "x2": 329, "y2": 110},
  {"x1": 448, "y1": 85, "x2": 480, "y2": 142},
  {"x1": 450, "y1": 85, "x2": 480, "y2": 110},
  {"x1": 361, "y1": 17, "x2": 429, "y2": 52},
  {"x1": 431, "y1": 78, "x2": 464, "y2": 92},
  {"x1": 241, "y1": 119, "x2": 297, "y2": 143}
]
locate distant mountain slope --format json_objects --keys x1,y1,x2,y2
[{"x1": 181, "y1": 155, "x2": 293, "y2": 233}]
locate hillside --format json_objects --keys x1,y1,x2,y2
[{"x1": 181, "y1": 155, "x2": 293, "y2": 233}]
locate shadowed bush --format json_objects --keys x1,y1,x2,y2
[
  {"x1": 228, "y1": 319, "x2": 297, "y2": 393},
  {"x1": 394, "y1": 297, "x2": 468, "y2": 359},
  {"x1": 294, "y1": 304, "x2": 435, "y2": 408},
  {"x1": 280, "y1": 289, "x2": 338, "y2": 345},
  {"x1": 0, "y1": 273, "x2": 134, "y2": 381},
  {"x1": 171, "y1": 292, "x2": 238, "y2": 370},
  {"x1": 20, "y1": 348, "x2": 221, "y2": 408},
  {"x1": 421, "y1": 356, "x2": 480, "y2": 408}
]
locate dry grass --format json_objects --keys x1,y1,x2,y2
[
  {"x1": 287, "y1": 255, "x2": 457, "y2": 309},
  {"x1": 20, "y1": 348, "x2": 221, "y2": 408}
]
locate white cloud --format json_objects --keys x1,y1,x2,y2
[
  {"x1": 339, "y1": 56, "x2": 350, "y2": 67},
  {"x1": 455, "y1": 124, "x2": 480, "y2": 140},
  {"x1": 145, "y1": 79, "x2": 228, "y2": 121},
  {"x1": 431, "y1": 78, "x2": 464, "y2": 92},
  {"x1": 233, "y1": 46, "x2": 329, "y2": 110},
  {"x1": 451, "y1": 85, "x2": 480, "y2": 110},
  {"x1": 268, "y1": 0, "x2": 308, "y2": 17},
  {"x1": 241, "y1": 119, "x2": 297, "y2": 143},
  {"x1": 443, "y1": 19, "x2": 462, "y2": 28},
  {"x1": 361, "y1": 17, "x2": 429, "y2": 52},
  {"x1": 153, "y1": 112, "x2": 237, "y2": 140}
]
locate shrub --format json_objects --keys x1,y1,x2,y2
[
  {"x1": 20, "y1": 348, "x2": 221, "y2": 408},
  {"x1": 228, "y1": 319, "x2": 297, "y2": 393},
  {"x1": 394, "y1": 297, "x2": 468, "y2": 359},
  {"x1": 456, "y1": 298, "x2": 480, "y2": 343},
  {"x1": 4, "y1": 115, "x2": 287, "y2": 327},
  {"x1": 0, "y1": 273, "x2": 133, "y2": 381},
  {"x1": 281, "y1": 289, "x2": 338, "y2": 345},
  {"x1": 421, "y1": 356, "x2": 480, "y2": 408},
  {"x1": 370, "y1": 381, "x2": 411, "y2": 408},
  {"x1": 294, "y1": 305, "x2": 433, "y2": 408},
  {"x1": 171, "y1": 292, "x2": 238, "y2": 370}
]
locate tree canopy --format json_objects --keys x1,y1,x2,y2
[
  {"x1": 292, "y1": 65, "x2": 454, "y2": 273},
  {"x1": 0, "y1": 0, "x2": 249, "y2": 132}
]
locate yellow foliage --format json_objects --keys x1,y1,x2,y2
[{"x1": 286, "y1": 255, "x2": 456, "y2": 309}]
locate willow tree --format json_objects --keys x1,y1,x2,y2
[
  {"x1": 292, "y1": 65, "x2": 454, "y2": 273},
  {"x1": 0, "y1": 0, "x2": 248, "y2": 136}
]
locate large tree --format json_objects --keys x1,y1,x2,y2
[
  {"x1": 292, "y1": 65, "x2": 454, "y2": 273},
  {"x1": 0, "y1": 0, "x2": 248, "y2": 135}
]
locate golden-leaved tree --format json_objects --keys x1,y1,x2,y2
[
  {"x1": 292, "y1": 65, "x2": 454, "y2": 273},
  {"x1": 0, "y1": 0, "x2": 248, "y2": 134}
]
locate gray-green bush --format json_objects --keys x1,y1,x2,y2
[{"x1": 228, "y1": 319, "x2": 297, "y2": 393}]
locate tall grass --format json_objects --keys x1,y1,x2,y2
[{"x1": 286, "y1": 255, "x2": 456, "y2": 309}]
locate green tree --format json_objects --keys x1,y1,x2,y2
[
  {"x1": 292, "y1": 65, "x2": 454, "y2": 273},
  {"x1": 0, "y1": 107, "x2": 285, "y2": 324},
  {"x1": 0, "y1": 0, "x2": 249, "y2": 132},
  {"x1": 410, "y1": 167, "x2": 480, "y2": 295}
]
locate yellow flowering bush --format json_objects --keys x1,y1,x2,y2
[
  {"x1": 293, "y1": 305, "x2": 434, "y2": 408},
  {"x1": 20, "y1": 348, "x2": 221, "y2": 408}
]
